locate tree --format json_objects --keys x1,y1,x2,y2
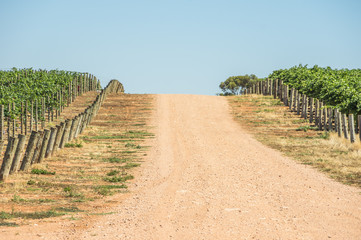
[{"x1": 219, "y1": 75, "x2": 258, "y2": 95}]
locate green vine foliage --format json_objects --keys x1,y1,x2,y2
[
  {"x1": 0, "y1": 68, "x2": 82, "y2": 118},
  {"x1": 268, "y1": 65, "x2": 361, "y2": 115}
]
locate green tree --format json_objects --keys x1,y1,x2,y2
[{"x1": 219, "y1": 75, "x2": 258, "y2": 95}]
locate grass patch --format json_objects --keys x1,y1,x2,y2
[
  {"x1": 11, "y1": 196, "x2": 55, "y2": 203},
  {"x1": 89, "y1": 212, "x2": 115, "y2": 216},
  {"x1": 292, "y1": 119, "x2": 309, "y2": 124},
  {"x1": 26, "y1": 187, "x2": 41, "y2": 192},
  {"x1": 63, "y1": 186, "x2": 84, "y2": 199},
  {"x1": 11, "y1": 194, "x2": 26, "y2": 203},
  {"x1": 296, "y1": 126, "x2": 319, "y2": 132},
  {"x1": 122, "y1": 162, "x2": 140, "y2": 169},
  {"x1": 0, "y1": 221, "x2": 18, "y2": 227},
  {"x1": 0, "y1": 210, "x2": 65, "y2": 220},
  {"x1": 54, "y1": 206, "x2": 84, "y2": 213},
  {"x1": 254, "y1": 108, "x2": 275, "y2": 113},
  {"x1": 103, "y1": 157, "x2": 131, "y2": 163},
  {"x1": 38, "y1": 198, "x2": 56, "y2": 203},
  {"x1": 105, "y1": 120, "x2": 122, "y2": 123},
  {"x1": 107, "y1": 170, "x2": 120, "y2": 176},
  {"x1": 65, "y1": 142, "x2": 83, "y2": 148},
  {"x1": 125, "y1": 142, "x2": 142, "y2": 149},
  {"x1": 94, "y1": 185, "x2": 128, "y2": 196},
  {"x1": 132, "y1": 123, "x2": 146, "y2": 126},
  {"x1": 318, "y1": 131, "x2": 330, "y2": 139},
  {"x1": 27, "y1": 179, "x2": 36, "y2": 185},
  {"x1": 83, "y1": 131, "x2": 153, "y2": 141},
  {"x1": 121, "y1": 150, "x2": 137, "y2": 154},
  {"x1": 85, "y1": 135, "x2": 127, "y2": 140},
  {"x1": 104, "y1": 174, "x2": 134, "y2": 183},
  {"x1": 31, "y1": 168, "x2": 56, "y2": 175}
]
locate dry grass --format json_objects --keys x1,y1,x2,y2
[
  {"x1": 229, "y1": 94, "x2": 361, "y2": 188},
  {"x1": 0, "y1": 93, "x2": 154, "y2": 226}
]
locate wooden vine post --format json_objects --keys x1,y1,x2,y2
[
  {"x1": 20, "y1": 131, "x2": 41, "y2": 171},
  {"x1": 35, "y1": 99, "x2": 38, "y2": 131},
  {"x1": 45, "y1": 127, "x2": 58, "y2": 158},
  {"x1": 304, "y1": 96, "x2": 309, "y2": 119},
  {"x1": 327, "y1": 108, "x2": 333, "y2": 131},
  {"x1": 37, "y1": 129, "x2": 51, "y2": 164},
  {"x1": 349, "y1": 114, "x2": 355, "y2": 143},
  {"x1": 337, "y1": 111, "x2": 342, "y2": 137},
  {"x1": 323, "y1": 108, "x2": 328, "y2": 130},
  {"x1": 7, "y1": 103, "x2": 10, "y2": 140},
  {"x1": 52, "y1": 123, "x2": 65, "y2": 154},
  {"x1": 309, "y1": 98, "x2": 314, "y2": 123},
  {"x1": 284, "y1": 85, "x2": 289, "y2": 106},
  {"x1": 10, "y1": 134, "x2": 26, "y2": 173},
  {"x1": 0, "y1": 105, "x2": 3, "y2": 149},
  {"x1": 42, "y1": 98, "x2": 45, "y2": 129},
  {"x1": 342, "y1": 114, "x2": 349, "y2": 140},
  {"x1": 296, "y1": 92, "x2": 301, "y2": 115},
  {"x1": 301, "y1": 95, "x2": 306, "y2": 118},
  {"x1": 20, "y1": 102, "x2": 24, "y2": 134},
  {"x1": 273, "y1": 79, "x2": 278, "y2": 99},
  {"x1": 12, "y1": 102, "x2": 15, "y2": 137},
  {"x1": 55, "y1": 92, "x2": 58, "y2": 119},
  {"x1": 318, "y1": 102, "x2": 323, "y2": 130},
  {"x1": 30, "y1": 101, "x2": 33, "y2": 132},
  {"x1": 31, "y1": 131, "x2": 44, "y2": 165},
  {"x1": 358, "y1": 115, "x2": 361, "y2": 142},
  {"x1": 48, "y1": 96, "x2": 51, "y2": 123},
  {"x1": 0, "y1": 137, "x2": 19, "y2": 181},
  {"x1": 334, "y1": 109, "x2": 339, "y2": 133},
  {"x1": 51, "y1": 94, "x2": 54, "y2": 122},
  {"x1": 59, "y1": 119, "x2": 71, "y2": 148},
  {"x1": 289, "y1": 88, "x2": 293, "y2": 110}
]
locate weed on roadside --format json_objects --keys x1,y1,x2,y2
[
  {"x1": 104, "y1": 174, "x2": 134, "y2": 183},
  {"x1": 94, "y1": 185, "x2": 128, "y2": 196},
  {"x1": 0, "y1": 210, "x2": 65, "y2": 220},
  {"x1": 122, "y1": 162, "x2": 140, "y2": 169},
  {"x1": 31, "y1": 169, "x2": 56, "y2": 175},
  {"x1": 107, "y1": 170, "x2": 120, "y2": 176},
  {"x1": 296, "y1": 126, "x2": 318, "y2": 132},
  {"x1": 65, "y1": 142, "x2": 83, "y2": 148},
  {"x1": 103, "y1": 157, "x2": 131, "y2": 163}
]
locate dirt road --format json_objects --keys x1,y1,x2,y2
[
  {"x1": 5, "y1": 94, "x2": 361, "y2": 239},
  {"x1": 72, "y1": 94, "x2": 361, "y2": 239}
]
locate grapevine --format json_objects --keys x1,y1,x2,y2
[
  {"x1": 0, "y1": 68, "x2": 93, "y2": 119},
  {"x1": 268, "y1": 65, "x2": 361, "y2": 115}
]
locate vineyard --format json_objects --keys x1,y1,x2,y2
[
  {"x1": 0, "y1": 68, "x2": 124, "y2": 182},
  {"x1": 244, "y1": 65, "x2": 361, "y2": 145},
  {"x1": 268, "y1": 65, "x2": 361, "y2": 115},
  {"x1": 0, "y1": 68, "x2": 100, "y2": 138}
]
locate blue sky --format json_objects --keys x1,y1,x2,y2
[{"x1": 1, "y1": 0, "x2": 360, "y2": 95}]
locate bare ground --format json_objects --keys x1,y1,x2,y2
[{"x1": 2, "y1": 94, "x2": 361, "y2": 239}]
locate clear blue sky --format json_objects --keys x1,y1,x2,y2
[{"x1": 1, "y1": 0, "x2": 360, "y2": 95}]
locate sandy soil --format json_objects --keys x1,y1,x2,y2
[{"x1": 3, "y1": 94, "x2": 361, "y2": 239}]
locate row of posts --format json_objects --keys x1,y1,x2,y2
[
  {"x1": 244, "y1": 79, "x2": 361, "y2": 143},
  {"x1": 0, "y1": 80, "x2": 124, "y2": 181}
]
